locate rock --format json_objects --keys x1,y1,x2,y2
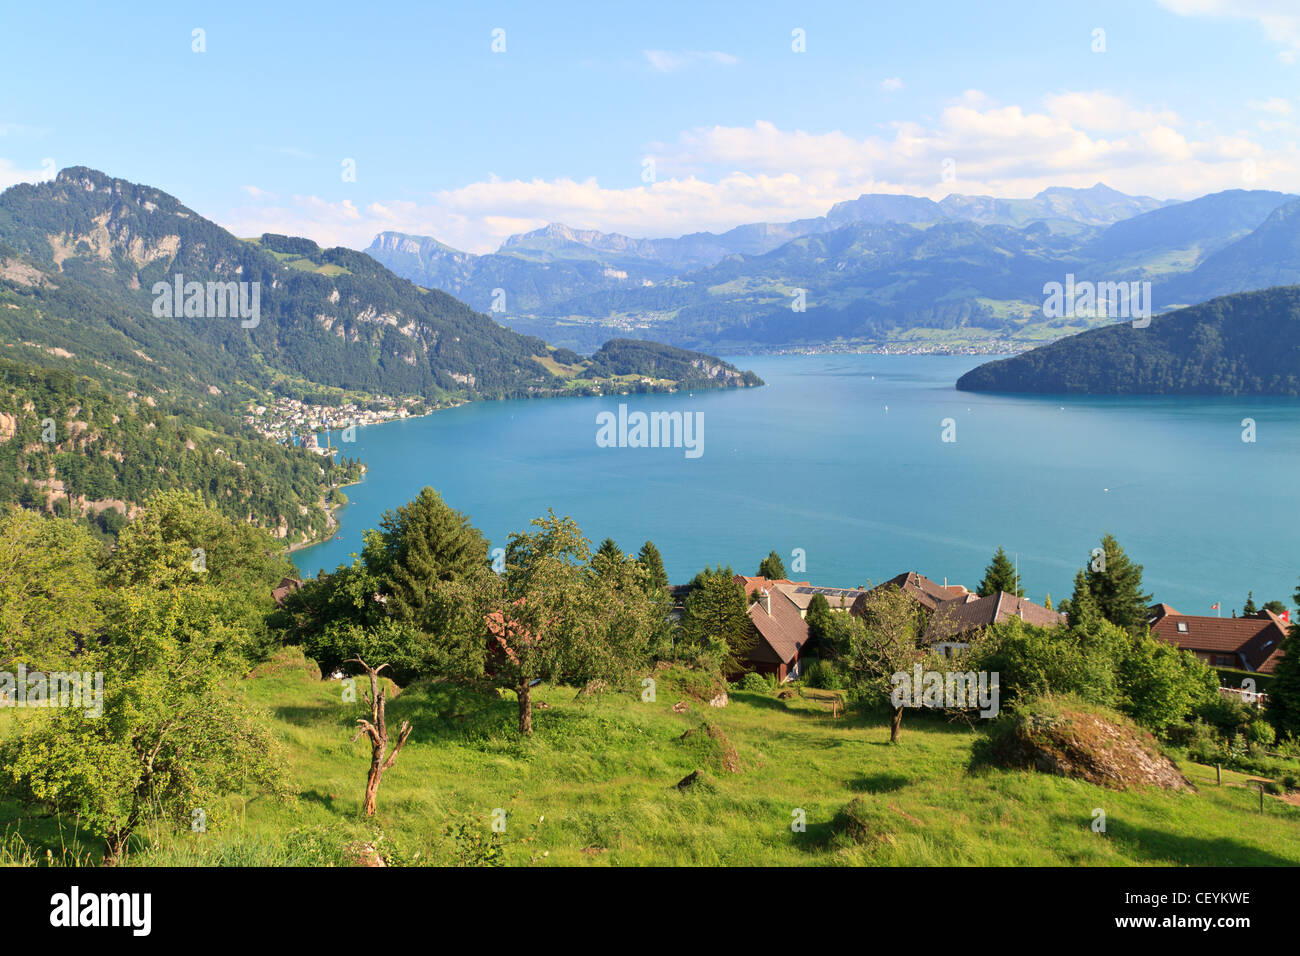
[
  {"x1": 708, "y1": 691, "x2": 728, "y2": 708},
  {"x1": 672, "y1": 700, "x2": 689, "y2": 713},
  {"x1": 676, "y1": 770, "x2": 705, "y2": 789},
  {"x1": 985, "y1": 705, "x2": 1194, "y2": 792}
]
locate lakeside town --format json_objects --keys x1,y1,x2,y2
[{"x1": 242, "y1": 394, "x2": 439, "y2": 451}]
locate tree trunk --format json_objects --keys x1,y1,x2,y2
[
  {"x1": 362, "y1": 749, "x2": 383, "y2": 816},
  {"x1": 889, "y1": 704, "x2": 904, "y2": 743},
  {"x1": 518, "y1": 682, "x2": 532, "y2": 735}
]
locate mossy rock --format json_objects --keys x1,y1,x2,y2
[{"x1": 982, "y1": 700, "x2": 1194, "y2": 792}]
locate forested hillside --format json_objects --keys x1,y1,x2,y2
[{"x1": 956, "y1": 285, "x2": 1300, "y2": 395}]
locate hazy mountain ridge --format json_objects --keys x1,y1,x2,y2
[{"x1": 370, "y1": 182, "x2": 1300, "y2": 353}]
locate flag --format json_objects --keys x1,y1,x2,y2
[
  {"x1": 1282, "y1": 610, "x2": 1292, "y2": 624},
  {"x1": 1211, "y1": 603, "x2": 1220, "y2": 610}
]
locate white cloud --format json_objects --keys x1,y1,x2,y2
[
  {"x1": 0, "y1": 156, "x2": 55, "y2": 190},
  {"x1": 1157, "y1": 0, "x2": 1300, "y2": 60},
  {"x1": 217, "y1": 90, "x2": 1296, "y2": 253},
  {"x1": 1248, "y1": 96, "x2": 1293, "y2": 114},
  {"x1": 643, "y1": 49, "x2": 738, "y2": 72},
  {"x1": 881, "y1": 77, "x2": 904, "y2": 92}
]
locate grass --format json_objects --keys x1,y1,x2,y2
[{"x1": 4, "y1": 663, "x2": 1300, "y2": 866}]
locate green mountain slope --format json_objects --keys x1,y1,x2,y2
[{"x1": 955, "y1": 285, "x2": 1300, "y2": 395}]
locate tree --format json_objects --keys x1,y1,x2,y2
[
  {"x1": 805, "y1": 592, "x2": 835, "y2": 651},
  {"x1": 1242, "y1": 592, "x2": 1259, "y2": 617},
  {"x1": 109, "y1": 490, "x2": 291, "y2": 657},
  {"x1": 757, "y1": 550, "x2": 787, "y2": 580},
  {"x1": 636, "y1": 540, "x2": 669, "y2": 594},
  {"x1": 1, "y1": 585, "x2": 286, "y2": 863},
  {"x1": 1084, "y1": 533, "x2": 1152, "y2": 636},
  {"x1": 977, "y1": 546, "x2": 1023, "y2": 597},
  {"x1": 843, "y1": 584, "x2": 925, "y2": 743},
  {"x1": 1264, "y1": 600, "x2": 1288, "y2": 616},
  {"x1": 590, "y1": 538, "x2": 625, "y2": 581},
  {"x1": 680, "y1": 566, "x2": 754, "y2": 670},
  {"x1": 0, "y1": 508, "x2": 104, "y2": 670},
  {"x1": 1118, "y1": 635, "x2": 1218, "y2": 733},
  {"x1": 347, "y1": 657, "x2": 413, "y2": 816},
  {"x1": 362, "y1": 487, "x2": 488, "y2": 622},
  {"x1": 479, "y1": 511, "x2": 597, "y2": 734},
  {"x1": 1268, "y1": 579, "x2": 1300, "y2": 738},
  {"x1": 1065, "y1": 570, "x2": 1102, "y2": 633}
]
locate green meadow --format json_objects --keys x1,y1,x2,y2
[{"x1": 5, "y1": 659, "x2": 1298, "y2": 867}]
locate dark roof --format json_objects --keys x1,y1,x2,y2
[
  {"x1": 857, "y1": 571, "x2": 969, "y2": 613},
  {"x1": 1149, "y1": 606, "x2": 1288, "y2": 672},
  {"x1": 271, "y1": 577, "x2": 303, "y2": 606},
  {"x1": 923, "y1": 592, "x2": 1065, "y2": 642},
  {"x1": 746, "y1": 589, "x2": 811, "y2": 666}
]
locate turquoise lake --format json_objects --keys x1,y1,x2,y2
[{"x1": 293, "y1": 354, "x2": 1300, "y2": 615}]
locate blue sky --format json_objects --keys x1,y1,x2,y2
[{"x1": 2, "y1": 0, "x2": 1298, "y2": 251}]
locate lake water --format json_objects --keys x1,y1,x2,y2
[{"x1": 294, "y1": 354, "x2": 1300, "y2": 616}]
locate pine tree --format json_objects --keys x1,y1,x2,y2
[
  {"x1": 590, "y1": 538, "x2": 624, "y2": 581},
  {"x1": 1084, "y1": 533, "x2": 1152, "y2": 636},
  {"x1": 757, "y1": 550, "x2": 787, "y2": 580},
  {"x1": 636, "y1": 540, "x2": 669, "y2": 593},
  {"x1": 681, "y1": 565, "x2": 754, "y2": 667},
  {"x1": 364, "y1": 487, "x2": 488, "y2": 622},
  {"x1": 977, "y1": 546, "x2": 1023, "y2": 597},
  {"x1": 1243, "y1": 591, "x2": 1259, "y2": 617},
  {"x1": 1066, "y1": 569, "x2": 1102, "y2": 633}
]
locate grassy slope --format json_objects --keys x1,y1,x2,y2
[{"x1": 4, "y1": 667, "x2": 1299, "y2": 866}]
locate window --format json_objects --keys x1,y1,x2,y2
[{"x1": 1177, "y1": 622, "x2": 1188, "y2": 633}]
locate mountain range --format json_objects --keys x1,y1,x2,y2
[
  {"x1": 366, "y1": 184, "x2": 1300, "y2": 354},
  {"x1": 0, "y1": 168, "x2": 756, "y2": 542}
]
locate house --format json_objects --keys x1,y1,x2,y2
[
  {"x1": 922, "y1": 591, "x2": 1065, "y2": 655},
  {"x1": 733, "y1": 574, "x2": 810, "y2": 598},
  {"x1": 774, "y1": 583, "x2": 870, "y2": 618},
  {"x1": 271, "y1": 576, "x2": 303, "y2": 607},
  {"x1": 850, "y1": 571, "x2": 970, "y2": 617},
  {"x1": 1149, "y1": 605, "x2": 1289, "y2": 674},
  {"x1": 743, "y1": 587, "x2": 812, "y2": 683}
]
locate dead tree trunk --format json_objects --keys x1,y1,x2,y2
[
  {"x1": 518, "y1": 681, "x2": 532, "y2": 735},
  {"x1": 889, "y1": 704, "x2": 904, "y2": 744},
  {"x1": 347, "y1": 657, "x2": 413, "y2": 816}
]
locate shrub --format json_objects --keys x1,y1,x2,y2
[
  {"x1": 804, "y1": 659, "x2": 845, "y2": 690},
  {"x1": 739, "y1": 672, "x2": 770, "y2": 693}
]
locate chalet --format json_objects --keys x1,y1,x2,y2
[
  {"x1": 734, "y1": 575, "x2": 810, "y2": 598},
  {"x1": 774, "y1": 583, "x2": 870, "y2": 617},
  {"x1": 1149, "y1": 605, "x2": 1289, "y2": 674},
  {"x1": 922, "y1": 591, "x2": 1065, "y2": 654},
  {"x1": 850, "y1": 571, "x2": 970, "y2": 616},
  {"x1": 271, "y1": 576, "x2": 303, "y2": 607},
  {"x1": 743, "y1": 587, "x2": 812, "y2": 683}
]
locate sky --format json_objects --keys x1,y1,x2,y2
[{"x1": 2, "y1": 0, "x2": 1298, "y2": 252}]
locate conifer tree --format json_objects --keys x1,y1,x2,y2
[
  {"x1": 757, "y1": 550, "x2": 787, "y2": 580},
  {"x1": 636, "y1": 540, "x2": 669, "y2": 593},
  {"x1": 977, "y1": 546, "x2": 1023, "y2": 597},
  {"x1": 1083, "y1": 533, "x2": 1152, "y2": 636}
]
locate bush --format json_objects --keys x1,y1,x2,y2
[
  {"x1": 738, "y1": 672, "x2": 770, "y2": 693},
  {"x1": 804, "y1": 659, "x2": 845, "y2": 690}
]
